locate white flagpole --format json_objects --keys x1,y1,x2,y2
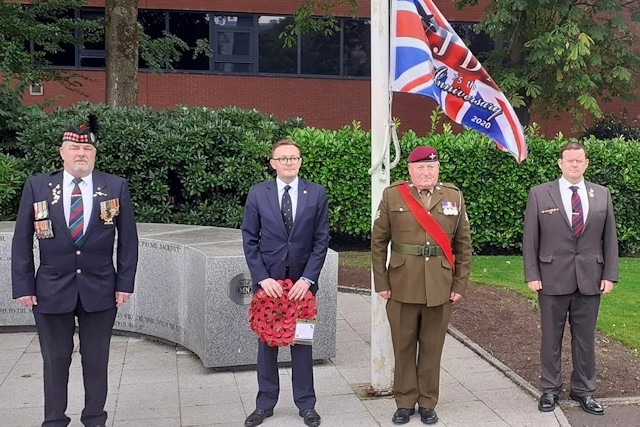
[{"x1": 369, "y1": 0, "x2": 394, "y2": 393}]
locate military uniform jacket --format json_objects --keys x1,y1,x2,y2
[
  {"x1": 11, "y1": 170, "x2": 139, "y2": 314},
  {"x1": 371, "y1": 182, "x2": 472, "y2": 306}
]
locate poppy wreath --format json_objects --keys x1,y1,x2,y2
[{"x1": 249, "y1": 278, "x2": 317, "y2": 347}]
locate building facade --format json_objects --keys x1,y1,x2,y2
[{"x1": 18, "y1": 0, "x2": 636, "y2": 138}]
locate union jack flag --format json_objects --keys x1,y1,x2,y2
[{"x1": 391, "y1": 0, "x2": 527, "y2": 163}]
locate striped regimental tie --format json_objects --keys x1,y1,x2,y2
[
  {"x1": 69, "y1": 178, "x2": 84, "y2": 247},
  {"x1": 570, "y1": 186, "x2": 584, "y2": 238}
]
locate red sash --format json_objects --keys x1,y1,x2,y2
[{"x1": 397, "y1": 183, "x2": 455, "y2": 268}]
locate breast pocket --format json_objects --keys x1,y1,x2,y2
[{"x1": 389, "y1": 205, "x2": 414, "y2": 232}]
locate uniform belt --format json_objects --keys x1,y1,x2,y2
[{"x1": 391, "y1": 242, "x2": 445, "y2": 257}]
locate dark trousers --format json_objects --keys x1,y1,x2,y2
[
  {"x1": 33, "y1": 298, "x2": 117, "y2": 427},
  {"x1": 256, "y1": 340, "x2": 316, "y2": 411},
  {"x1": 538, "y1": 292, "x2": 600, "y2": 396}
]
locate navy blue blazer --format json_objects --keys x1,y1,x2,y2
[
  {"x1": 11, "y1": 170, "x2": 139, "y2": 313},
  {"x1": 241, "y1": 178, "x2": 330, "y2": 294}
]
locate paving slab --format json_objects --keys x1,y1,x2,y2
[{"x1": 0, "y1": 292, "x2": 576, "y2": 426}]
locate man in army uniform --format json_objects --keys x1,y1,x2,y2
[{"x1": 371, "y1": 146, "x2": 472, "y2": 425}]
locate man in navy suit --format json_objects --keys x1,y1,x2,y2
[
  {"x1": 11, "y1": 117, "x2": 138, "y2": 427},
  {"x1": 242, "y1": 139, "x2": 329, "y2": 427}
]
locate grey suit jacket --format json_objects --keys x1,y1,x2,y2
[{"x1": 523, "y1": 179, "x2": 618, "y2": 295}]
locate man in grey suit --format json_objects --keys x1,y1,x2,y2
[{"x1": 523, "y1": 142, "x2": 618, "y2": 416}]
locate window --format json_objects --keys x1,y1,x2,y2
[
  {"x1": 450, "y1": 22, "x2": 495, "y2": 55},
  {"x1": 301, "y1": 23, "x2": 340, "y2": 75},
  {"x1": 34, "y1": 7, "x2": 374, "y2": 79},
  {"x1": 38, "y1": 9, "x2": 76, "y2": 67},
  {"x1": 138, "y1": 10, "x2": 167, "y2": 69},
  {"x1": 258, "y1": 16, "x2": 297, "y2": 74},
  {"x1": 343, "y1": 19, "x2": 370, "y2": 77},
  {"x1": 79, "y1": 9, "x2": 105, "y2": 68},
  {"x1": 212, "y1": 15, "x2": 255, "y2": 73},
  {"x1": 168, "y1": 11, "x2": 209, "y2": 70}
]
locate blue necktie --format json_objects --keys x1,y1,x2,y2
[{"x1": 281, "y1": 185, "x2": 293, "y2": 235}]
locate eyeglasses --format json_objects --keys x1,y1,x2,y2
[{"x1": 272, "y1": 156, "x2": 301, "y2": 165}]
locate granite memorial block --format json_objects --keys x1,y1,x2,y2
[{"x1": 0, "y1": 222, "x2": 338, "y2": 368}]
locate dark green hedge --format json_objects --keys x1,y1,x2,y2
[
  {"x1": 2, "y1": 103, "x2": 639, "y2": 255},
  {"x1": 0, "y1": 153, "x2": 26, "y2": 221},
  {"x1": 9, "y1": 103, "x2": 304, "y2": 228}
]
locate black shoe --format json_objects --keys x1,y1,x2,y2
[
  {"x1": 570, "y1": 393, "x2": 604, "y2": 415},
  {"x1": 418, "y1": 407, "x2": 438, "y2": 424},
  {"x1": 245, "y1": 408, "x2": 274, "y2": 427},
  {"x1": 538, "y1": 393, "x2": 558, "y2": 412},
  {"x1": 392, "y1": 408, "x2": 415, "y2": 424},
  {"x1": 298, "y1": 408, "x2": 321, "y2": 427}
]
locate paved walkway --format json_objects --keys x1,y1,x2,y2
[{"x1": 0, "y1": 292, "x2": 570, "y2": 426}]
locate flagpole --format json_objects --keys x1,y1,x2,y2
[{"x1": 369, "y1": 0, "x2": 394, "y2": 393}]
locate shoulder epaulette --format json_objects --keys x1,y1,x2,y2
[
  {"x1": 389, "y1": 180, "x2": 408, "y2": 188},
  {"x1": 438, "y1": 182, "x2": 460, "y2": 191}
]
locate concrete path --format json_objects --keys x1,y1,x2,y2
[{"x1": 0, "y1": 292, "x2": 571, "y2": 426}]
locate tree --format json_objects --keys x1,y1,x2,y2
[
  {"x1": 0, "y1": 0, "x2": 208, "y2": 108},
  {"x1": 104, "y1": 0, "x2": 210, "y2": 107},
  {"x1": 0, "y1": 0, "x2": 101, "y2": 91},
  {"x1": 455, "y1": 0, "x2": 640, "y2": 127},
  {"x1": 0, "y1": 0, "x2": 101, "y2": 150},
  {"x1": 105, "y1": 0, "x2": 138, "y2": 107},
  {"x1": 284, "y1": 0, "x2": 360, "y2": 46}
]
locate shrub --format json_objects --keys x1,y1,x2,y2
[
  {"x1": 5, "y1": 103, "x2": 640, "y2": 255},
  {"x1": 13, "y1": 103, "x2": 305, "y2": 226},
  {"x1": 0, "y1": 153, "x2": 26, "y2": 220},
  {"x1": 582, "y1": 110, "x2": 640, "y2": 142}
]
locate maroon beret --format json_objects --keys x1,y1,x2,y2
[{"x1": 408, "y1": 146, "x2": 438, "y2": 163}]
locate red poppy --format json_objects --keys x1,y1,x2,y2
[{"x1": 249, "y1": 278, "x2": 317, "y2": 347}]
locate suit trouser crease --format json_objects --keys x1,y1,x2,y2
[
  {"x1": 387, "y1": 299, "x2": 451, "y2": 409},
  {"x1": 256, "y1": 341, "x2": 316, "y2": 410},
  {"x1": 34, "y1": 300, "x2": 117, "y2": 427},
  {"x1": 539, "y1": 292, "x2": 600, "y2": 395}
]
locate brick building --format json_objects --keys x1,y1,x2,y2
[{"x1": 18, "y1": 0, "x2": 637, "y2": 138}]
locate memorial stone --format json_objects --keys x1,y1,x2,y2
[{"x1": 0, "y1": 222, "x2": 338, "y2": 368}]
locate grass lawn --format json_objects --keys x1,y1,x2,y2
[{"x1": 339, "y1": 252, "x2": 640, "y2": 352}]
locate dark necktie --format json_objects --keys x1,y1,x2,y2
[
  {"x1": 281, "y1": 185, "x2": 293, "y2": 235},
  {"x1": 69, "y1": 178, "x2": 84, "y2": 247},
  {"x1": 570, "y1": 186, "x2": 584, "y2": 238},
  {"x1": 420, "y1": 189, "x2": 432, "y2": 210}
]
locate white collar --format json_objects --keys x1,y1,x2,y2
[
  {"x1": 63, "y1": 170, "x2": 93, "y2": 188},
  {"x1": 559, "y1": 176, "x2": 585, "y2": 191},
  {"x1": 276, "y1": 177, "x2": 299, "y2": 192}
]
